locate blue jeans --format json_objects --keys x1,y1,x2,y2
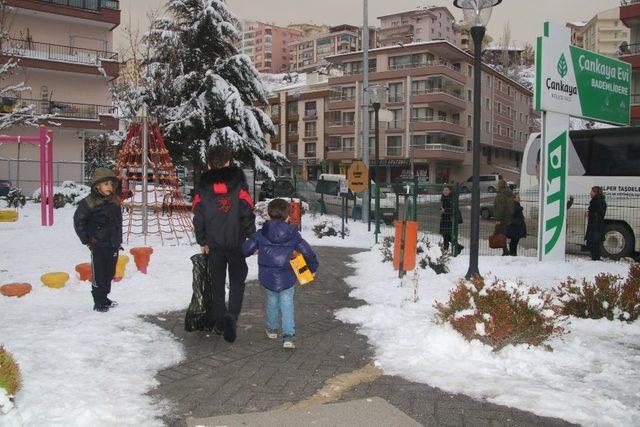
[{"x1": 265, "y1": 286, "x2": 295, "y2": 338}]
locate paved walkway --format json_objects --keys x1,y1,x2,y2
[{"x1": 149, "y1": 247, "x2": 574, "y2": 427}]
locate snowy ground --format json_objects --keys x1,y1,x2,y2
[
  {"x1": 336, "y1": 246, "x2": 640, "y2": 427},
  {"x1": 0, "y1": 203, "x2": 372, "y2": 425}
]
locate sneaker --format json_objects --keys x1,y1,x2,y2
[
  {"x1": 93, "y1": 304, "x2": 109, "y2": 313},
  {"x1": 106, "y1": 299, "x2": 118, "y2": 309},
  {"x1": 266, "y1": 329, "x2": 278, "y2": 339},
  {"x1": 283, "y1": 340, "x2": 295, "y2": 349},
  {"x1": 223, "y1": 313, "x2": 237, "y2": 343}
]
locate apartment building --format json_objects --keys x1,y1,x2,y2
[
  {"x1": 377, "y1": 7, "x2": 456, "y2": 48},
  {"x1": 288, "y1": 25, "x2": 375, "y2": 73},
  {"x1": 267, "y1": 41, "x2": 535, "y2": 185},
  {"x1": 241, "y1": 21, "x2": 302, "y2": 74},
  {"x1": 0, "y1": 0, "x2": 120, "y2": 192},
  {"x1": 620, "y1": 0, "x2": 640, "y2": 126},
  {"x1": 583, "y1": 6, "x2": 629, "y2": 57},
  {"x1": 566, "y1": 22, "x2": 586, "y2": 48}
]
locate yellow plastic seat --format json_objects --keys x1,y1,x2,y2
[{"x1": 41, "y1": 272, "x2": 69, "y2": 289}]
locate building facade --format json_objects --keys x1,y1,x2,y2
[
  {"x1": 377, "y1": 7, "x2": 456, "y2": 48},
  {"x1": 566, "y1": 22, "x2": 586, "y2": 48},
  {"x1": 267, "y1": 42, "x2": 537, "y2": 185},
  {"x1": 288, "y1": 25, "x2": 375, "y2": 73},
  {"x1": 241, "y1": 21, "x2": 302, "y2": 74},
  {"x1": 583, "y1": 7, "x2": 629, "y2": 57},
  {"x1": 620, "y1": 0, "x2": 640, "y2": 126},
  {"x1": 0, "y1": 0, "x2": 121, "y2": 193}
]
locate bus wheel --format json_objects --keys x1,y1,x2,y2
[{"x1": 602, "y1": 223, "x2": 634, "y2": 260}]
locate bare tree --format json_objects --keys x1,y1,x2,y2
[{"x1": 501, "y1": 22, "x2": 512, "y2": 69}]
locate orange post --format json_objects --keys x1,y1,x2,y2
[
  {"x1": 289, "y1": 201, "x2": 302, "y2": 230},
  {"x1": 130, "y1": 247, "x2": 154, "y2": 274},
  {"x1": 75, "y1": 263, "x2": 92, "y2": 282},
  {"x1": 393, "y1": 221, "x2": 419, "y2": 272}
]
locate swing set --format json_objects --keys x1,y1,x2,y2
[{"x1": 0, "y1": 124, "x2": 54, "y2": 226}]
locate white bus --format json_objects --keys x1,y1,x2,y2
[{"x1": 520, "y1": 127, "x2": 640, "y2": 259}]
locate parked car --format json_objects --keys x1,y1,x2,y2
[
  {"x1": 259, "y1": 177, "x2": 297, "y2": 201},
  {"x1": 315, "y1": 174, "x2": 397, "y2": 224},
  {"x1": 0, "y1": 180, "x2": 11, "y2": 197},
  {"x1": 460, "y1": 174, "x2": 517, "y2": 194}
]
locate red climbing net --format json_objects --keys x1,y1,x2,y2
[{"x1": 115, "y1": 122, "x2": 193, "y2": 245}]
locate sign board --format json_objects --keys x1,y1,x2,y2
[
  {"x1": 535, "y1": 22, "x2": 631, "y2": 126},
  {"x1": 347, "y1": 160, "x2": 369, "y2": 193},
  {"x1": 339, "y1": 178, "x2": 349, "y2": 195},
  {"x1": 534, "y1": 22, "x2": 630, "y2": 262}
]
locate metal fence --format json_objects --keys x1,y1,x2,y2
[
  {"x1": 289, "y1": 177, "x2": 640, "y2": 261},
  {"x1": 0, "y1": 158, "x2": 86, "y2": 193},
  {"x1": 2, "y1": 38, "x2": 119, "y2": 65}
]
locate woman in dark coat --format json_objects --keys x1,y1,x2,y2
[
  {"x1": 493, "y1": 179, "x2": 514, "y2": 256},
  {"x1": 439, "y1": 186, "x2": 463, "y2": 255},
  {"x1": 506, "y1": 193, "x2": 527, "y2": 256},
  {"x1": 585, "y1": 186, "x2": 607, "y2": 261}
]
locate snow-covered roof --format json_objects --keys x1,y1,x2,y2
[
  {"x1": 261, "y1": 73, "x2": 309, "y2": 93},
  {"x1": 485, "y1": 45, "x2": 524, "y2": 52}
]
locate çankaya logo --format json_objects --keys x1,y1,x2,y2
[
  {"x1": 545, "y1": 53, "x2": 578, "y2": 97},
  {"x1": 544, "y1": 132, "x2": 567, "y2": 255}
]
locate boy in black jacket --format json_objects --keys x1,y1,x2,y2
[
  {"x1": 193, "y1": 146, "x2": 256, "y2": 343},
  {"x1": 73, "y1": 168, "x2": 123, "y2": 312}
]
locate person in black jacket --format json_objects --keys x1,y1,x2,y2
[
  {"x1": 439, "y1": 186, "x2": 463, "y2": 255},
  {"x1": 73, "y1": 168, "x2": 123, "y2": 312},
  {"x1": 585, "y1": 186, "x2": 607, "y2": 261},
  {"x1": 506, "y1": 193, "x2": 527, "y2": 256},
  {"x1": 193, "y1": 145, "x2": 256, "y2": 343}
]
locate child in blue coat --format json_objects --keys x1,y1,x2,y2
[{"x1": 242, "y1": 199, "x2": 319, "y2": 348}]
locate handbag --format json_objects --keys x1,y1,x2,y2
[{"x1": 489, "y1": 233, "x2": 507, "y2": 249}]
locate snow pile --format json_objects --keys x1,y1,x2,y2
[
  {"x1": 32, "y1": 181, "x2": 90, "y2": 205},
  {"x1": 336, "y1": 248, "x2": 640, "y2": 426},
  {"x1": 0, "y1": 388, "x2": 14, "y2": 415},
  {"x1": 261, "y1": 73, "x2": 308, "y2": 93}
]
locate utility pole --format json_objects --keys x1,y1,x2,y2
[{"x1": 362, "y1": 0, "x2": 370, "y2": 225}]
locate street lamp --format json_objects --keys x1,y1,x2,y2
[
  {"x1": 368, "y1": 84, "x2": 386, "y2": 243},
  {"x1": 453, "y1": 0, "x2": 502, "y2": 279}
]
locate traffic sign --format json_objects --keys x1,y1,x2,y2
[{"x1": 347, "y1": 161, "x2": 369, "y2": 193}]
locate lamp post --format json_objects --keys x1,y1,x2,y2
[
  {"x1": 368, "y1": 84, "x2": 386, "y2": 243},
  {"x1": 453, "y1": 0, "x2": 502, "y2": 280}
]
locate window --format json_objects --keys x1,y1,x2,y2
[
  {"x1": 507, "y1": 86, "x2": 511, "y2": 95},
  {"x1": 271, "y1": 104, "x2": 280, "y2": 118},
  {"x1": 486, "y1": 98, "x2": 491, "y2": 110},
  {"x1": 387, "y1": 136, "x2": 403, "y2": 156},
  {"x1": 304, "y1": 122, "x2": 316, "y2": 138},
  {"x1": 570, "y1": 132, "x2": 640, "y2": 176},
  {"x1": 342, "y1": 137, "x2": 354, "y2": 151},
  {"x1": 388, "y1": 82, "x2": 403, "y2": 102},
  {"x1": 390, "y1": 109, "x2": 403, "y2": 129},
  {"x1": 287, "y1": 143, "x2": 297, "y2": 155},
  {"x1": 486, "y1": 121, "x2": 490, "y2": 133},
  {"x1": 467, "y1": 140, "x2": 472, "y2": 152},
  {"x1": 467, "y1": 114, "x2": 472, "y2": 128},
  {"x1": 341, "y1": 86, "x2": 356, "y2": 100},
  {"x1": 412, "y1": 107, "x2": 432, "y2": 121},
  {"x1": 287, "y1": 122, "x2": 298, "y2": 134},
  {"x1": 412, "y1": 80, "x2": 427, "y2": 95},
  {"x1": 507, "y1": 106, "x2": 511, "y2": 117},
  {"x1": 487, "y1": 75, "x2": 492, "y2": 87},
  {"x1": 305, "y1": 101, "x2": 317, "y2": 117},
  {"x1": 287, "y1": 102, "x2": 298, "y2": 115},
  {"x1": 467, "y1": 89, "x2": 472, "y2": 101},
  {"x1": 497, "y1": 124, "x2": 502, "y2": 135},
  {"x1": 342, "y1": 111, "x2": 355, "y2": 126},
  {"x1": 468, "y1": 65, "x2": 473, "y2": 77},
  {"x1": 305, "y1": 143, "x2": 316, "y2": 157},
  {"x1": 497, "y1": 102, "x2": 502, "y2": 114}
]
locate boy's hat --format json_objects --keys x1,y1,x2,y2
[{"x1": 91, "y1": 168, "x2": 118, "y2": 186}]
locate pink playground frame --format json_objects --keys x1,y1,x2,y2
[{"x1": 0, "y1": 124, "x2": 54, "y2": 226}]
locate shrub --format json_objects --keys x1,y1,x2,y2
[
  {"x1": 0, "y1": 345, "x2": 21, "y2": 396},
  {"x1": 380, "y1": 235, "x2": 394, "y2": 262},
  {"x1": 554, "y1": 263, "x2": 640, "y2": 322},
  {"x1": 313, "y1": 220, "x2": 348, "y2": 239},
  {"x1": 32, "y1": 181, "x2": 90, "y2": 207},
  {"x1": 4, "y1": 188, "x2": 26, "y2": 209},
  {"x1": 434, "y1": 276, "x2": 565, "y2": 351}
]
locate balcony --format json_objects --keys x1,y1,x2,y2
[
  {"x1": 326, "y1": 144, "x2": 355, "y2": 160},
  {"x1": 620, "y1": 0, "x2": 640, "y2": 24},
  {"x1": 410, "y1": 117, "x2": 466, "y2": 135},
  {"x1": 1, "y1": 38, "x2": 119, "y2": 77},
  {"x1": 411, "y1": 87, "x2": 466, "y2": 110},
  {"x1": 386, "y1": 146, "x2": 403, "y2": 156},
  {"x1": 8, "y1": 0, "x2": 120, "y2": 28},
  {"x1": 412, "y1": 140, "x2": 466, "y2": 162},
  {"x1": 328, "y1": 95, "x2": 356, "y2": 110},
  {"x1": 1, "y1": 98, "x2": 118, "y2": 130}
]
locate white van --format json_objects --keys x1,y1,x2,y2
[
  {"x1": 520, "y1": 127, "x2": 640, "y2": 259},
  {"x1": 315, "y1": 173, "x2": 397, "y2": 224}
]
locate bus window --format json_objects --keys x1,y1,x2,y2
[{"x1": 572, "y1": 133, "x2": 640, "y2": 177}]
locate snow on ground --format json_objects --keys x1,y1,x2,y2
[
  {"x1": 336, "y1": 246, "x2": 640, "y2": 426},
  {"x1": 0, "y1": 203, "x2": 368, "y2": 425},
  {"x1": 0, "y1": 203, "x2": 260, "y2": 426}
]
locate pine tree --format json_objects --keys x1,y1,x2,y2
[{"x1": 143, "y1": 0, "x2": 285, "y2": 178}]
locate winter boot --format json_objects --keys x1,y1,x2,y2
[
  {"x1": 93, "y1": 303, "x2": 109, "y2": 313},
  {"x1": 106, "y1": 299, "x2": 118, "y2": 309},
  {"x1": 223, "y1": 313, "x2": 237, "y2": 343}
]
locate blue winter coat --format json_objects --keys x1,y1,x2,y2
[{"x1": 242, "y1": 220, "x2": 319, "y2": 292}]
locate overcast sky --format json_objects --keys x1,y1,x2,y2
[{"x1": 115, "y1": 0, "x2": 621, "y2": 53}]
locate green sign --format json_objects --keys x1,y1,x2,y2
[{"x1": 536, "y1": 28, "x2": 631, "y2": 126}]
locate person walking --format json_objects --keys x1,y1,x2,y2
[
  {"x1": 493, "y1": 179, "x2": 514, "y2": 256},
  {"x1": 506, "y1": 193, "x2": 527, "y2": 256},
  {"x1": 193, "y1": 145, "x2": 256, "y2": 343},
  {"x1": 439, "y1": 186, "x2": 463, "y2": 255},
  {"x1": 242, "y1": 199, "x2": 319, "y2": 349},
  {"x1": 585, "y1": 186, "x2": 607, "y2": 261}
]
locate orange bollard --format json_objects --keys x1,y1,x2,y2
[
  {"x1": 75, "y1": 263, "x2": 92, "y2": 282},
  {"x1": 1, "y1": 283, "x2": 32, "y2": 298},
  {"x1": 130, "y1": 247, "x2": 153, "y2": 274},
  {"x1": 393, "y1": 221, "x2": 419, "y2": 272},
  {"x1": 288, "y1": 201, "x2": 302, "y2": 230}
]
